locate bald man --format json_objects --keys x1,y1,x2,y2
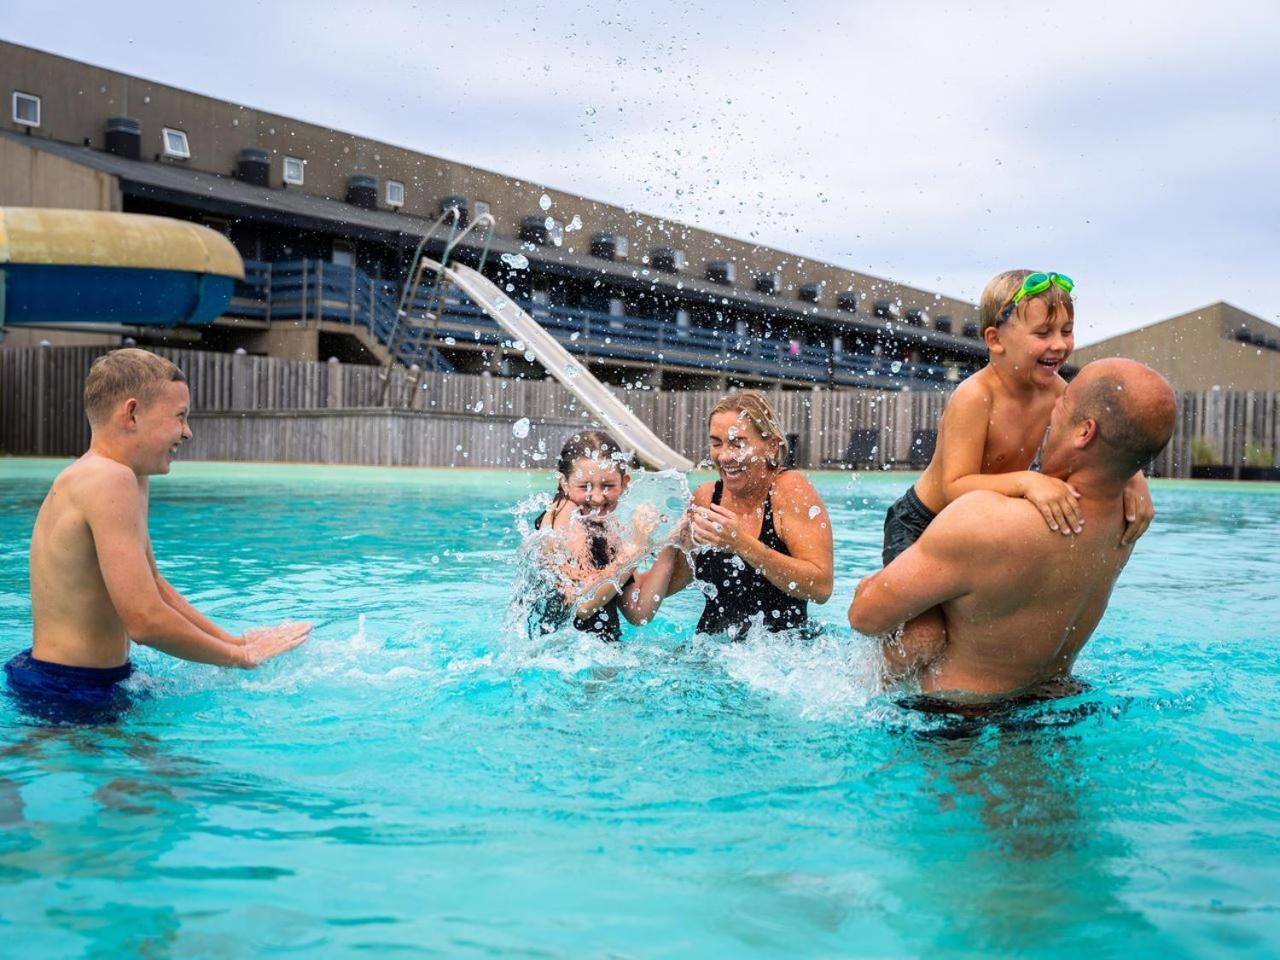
[{"x1": 848, "y1": 359, "x2": 1177, "y2": 703}]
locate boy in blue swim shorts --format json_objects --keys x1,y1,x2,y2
[{"x1": 6, "y1": 348, "x2": 310, "y2": 724}]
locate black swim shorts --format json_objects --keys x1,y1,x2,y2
[{"x1": 881, "y1": 486, "x2": 938, "y2": 566}]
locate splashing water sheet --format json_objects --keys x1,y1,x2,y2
[{"x1": 0, "y1": 460, "x2": 1277, "y2": 957}]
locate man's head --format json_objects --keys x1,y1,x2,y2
[
  {"x1": 84, "y1": 348, "x2": 192, "y2": 475},
  {"x1": 1039, "y1": 359, "x2": 1177, "y2": 483}
]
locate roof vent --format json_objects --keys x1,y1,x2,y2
[
  {"x1": 104, "y1": 116, "x2": 141, "y2": 160},
  {"x1": 706, "y1": 260, "x2": 736, "y2": 285},
  {"x1": 755, "y1": 271, "x2": 779, "y2": 295},
  {"x1": 236, "y1": 148, "x2": 270, "y2": 187},
  {"x1": 934, "y1": 315, "x2": 953, "y2": 334},
  {"x1": 799, "y1": 282, "x2": 824, "y2": 304},
  {"x1": 440, "y1": 195, "x2": 469, "y2": 228},
  {"x1": 650, "y1": 248, "x2": 687, "y2": 273},
  {"x1": 521, "y1": 215, "x2": 563, "y2": 246},
  {"x1": 346, "y1": 174, "x2": 378, "y2": 210},
  {"x1": 873, "y1": 300, "x2": 903, "y2": 320},
  {"x1": 905, "y1": 308, "x2": 929, "y2": 327},
  {"x1": 837, "y1": 291, "x2": 859, "y2": 312},
  {"x1": 590, "y1": 232, "x2": 629, "y2": 261}
]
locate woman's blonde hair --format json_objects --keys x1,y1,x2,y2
[
  {"x1": 708, "y1": 390, "x2": 789, "y2": 467},
  {"x1": 979, "y1": 269, "x2": 1075, "y2": 335}
]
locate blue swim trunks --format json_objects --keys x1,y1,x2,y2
[{"x1": 4, "y1": 649, "x2": 134, "y2": 725}]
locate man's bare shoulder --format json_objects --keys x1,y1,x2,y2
[{"x1": 931, "y1": 490, "x2": 1045, "y2": 553}]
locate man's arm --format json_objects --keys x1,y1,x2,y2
[
  {"x1": 848, "y1": 493, "x2": 998, "y2": 636},
  {"x1": 86, "y1": 470, "x2": 255, "y2": 666}
]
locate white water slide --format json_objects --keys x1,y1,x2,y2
[{"x1": 431, "y1": 259, "x2": 694, "y2": 471}]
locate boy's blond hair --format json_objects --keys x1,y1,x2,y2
[
  {"x1": 84, "y1": 348, "x2": 186, "y2": 426},
  {"x1": 979, "y1": 269, "x2": 1075, "y2": 335},
  {"x1": 709, "y1": 389, "x2": 789, "y2": 465}
]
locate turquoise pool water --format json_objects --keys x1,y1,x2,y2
[{"x1": 1, "y1": 458, "x2": 1277, "y2": 957}]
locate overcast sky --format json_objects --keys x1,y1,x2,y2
[{"x1": 7, "y1": 1, "x2": 1278, "y2": 344}]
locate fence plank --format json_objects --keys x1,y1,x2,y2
[{"x1": 2, "y1": 346, "x2": 1276, "y2": 475}]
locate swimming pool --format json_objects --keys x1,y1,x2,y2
[{"x1": 1, "y1": 459, "x2": 1277, "y2": 957}]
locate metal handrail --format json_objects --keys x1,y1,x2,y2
[{"x1": 380, "y1": 207, "x2": 463, "y2": 403}]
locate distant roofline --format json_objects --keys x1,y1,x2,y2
[{"x1": 1077, "y1": 301, "x2": 1278, "y2": 351}]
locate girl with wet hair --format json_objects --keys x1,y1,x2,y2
[
  {"x1": 628, "y1": 390, "x2": 834, "y2": 637},
  {"x1": 528, "y1": 431, "x2": 657, "y2": 642}
]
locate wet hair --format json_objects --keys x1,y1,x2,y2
[
  {"x1": 1072, "y1": 373, "x2": 1176, "y2": 474},
  {"x1": 979, "y1": 269, "x2": 1074, "y2": 336},
  {"x1": 550, "y1": 430, "x2": 631, "y2": 508},
  {"x1": 708, "y1": 390, "x2": 789, "y2": 467},
  {"x1": 84, "y1": 348, "x2": 186, "y2": 426}
]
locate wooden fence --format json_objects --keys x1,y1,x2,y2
[{"x1": 2, "y1": 345, "x2": 1276, "y2": 476}]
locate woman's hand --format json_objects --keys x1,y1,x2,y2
[
  {"x1": 690, "y1": 502, "x2": 757, "y2": 554},
  {"x1": 1019, "y1": 473, "x2": 1083, "y2": 535}
]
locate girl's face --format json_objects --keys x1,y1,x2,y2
[
  {"x1": 992, "y1": 298, "x2": 1075, "y2": 387},
  {"x1": 559, "y1": 456, "x2": 628, "y2": 515},
  {"x1": 708, "y1": 409, "x2": 779, "y2": 491}
]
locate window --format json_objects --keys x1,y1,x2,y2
[
  {"x1": 386, "y1": 180, "x2": 405, "y2": 208},
  {"x1": 161, "y1": 127, "x2": 190, "y2": 159},
  {"x1": 12, "y1": 91, "x2": 40, "y2": 127},
  {"x1": 332, "y1": 242, "x2": 354, "y2": 268},
  {"x1": 473, "y1": 200, "x2": 491, "y2": 221},
  {"x1": 283, "y1": 156, "x2": 305, "y2": 185}
]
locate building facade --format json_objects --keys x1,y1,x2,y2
[
  {"x1": 0, "y1": 39, "x2": 993, "y2": 390},
  {"x1": 1072, "y1": 302, "x2": 1280, "y2": 393}
]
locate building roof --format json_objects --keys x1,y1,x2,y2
[{"x1": 1, "y1": 128, "x2": 988, "y2": 357}]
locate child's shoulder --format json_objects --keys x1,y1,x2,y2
[{"x1": 946, "y1": 368, "x2": 997, "y2": 409}]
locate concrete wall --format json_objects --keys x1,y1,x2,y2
[
  {"x1": 1073, "y1": 303, "x2": 1280, "y2": 392},
  {"x1": 0, "y1": 39, "x2": 977, "y2": 326},
  {"x1": 0, "y1": 134, "x2": 120, "y2": 210}
]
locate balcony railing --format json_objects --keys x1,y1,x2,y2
[{"x1": 231, "y1": 259, "x2": 954, "y2": 389}]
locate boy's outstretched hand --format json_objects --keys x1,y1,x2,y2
[
  {"x1": 238, "y1": 621, "x2": 311, "y2": 667},
  {"x1": 1019, "y1": 473, "x2": 1083, "y2": 535}
]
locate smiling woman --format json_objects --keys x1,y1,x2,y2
[{"x1": 632, "y1": 390, "x2": 834, "y2": 638}]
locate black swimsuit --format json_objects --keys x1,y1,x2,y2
[
  {"x1": 531, "y1": 508, "x2": 625, "y2": 643},
  {"x1": 692, "y1": 478, "x2": 808, "y2": 636}
]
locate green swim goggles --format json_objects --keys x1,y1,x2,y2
[{"x1": 1000, "y1": 272, "x2": 1075, "y2": 322}]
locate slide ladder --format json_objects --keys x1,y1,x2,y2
[{"x1": 425, "y1": 258, "x2": 693, "y2": 471}]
